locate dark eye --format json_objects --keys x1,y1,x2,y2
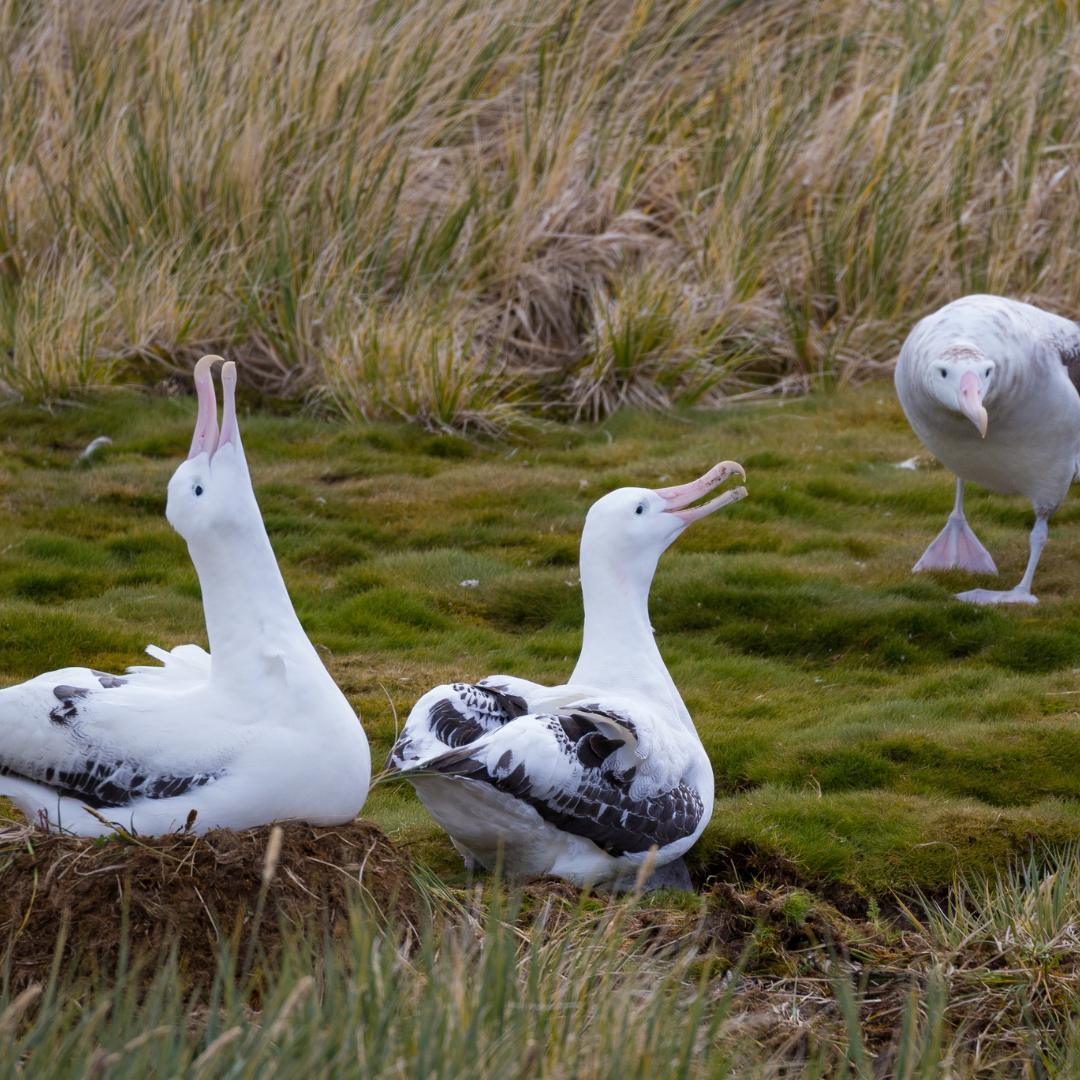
[
  {"x1": 939, "y1": 368, "x2": 947, "y2": 377},
  {"x1": 635, "y1": 504, "x2": 644, "y2": 515},
  {"x1": 194, "y1": 485, "x2": 203, "y2": 496},
  {"x1": 985, "y1": 368, "x2": 991, "y2": 377}
]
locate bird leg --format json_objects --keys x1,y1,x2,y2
[
  {"x1": 955, "y1": 513, "x2": 1048, "y2": 606},
  {"x1": 599, "y1": 856, "x2": 694, "y2": 894},
  {"x1": 912, "y1": 478, "x2": 998, "y2": 574}
]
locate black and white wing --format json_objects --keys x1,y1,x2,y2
[
  {"x1": 386, "y1": 671, "x2": 618, "y2": 772},
  {"x1": 401, "y1": 702, "x2": 703, "y2": 857},
  {"x1": 0, "y1": 657, "x2": 227, "y2": 812},
  {"x1": 386, "y1": 680, "x2": 532, "y2": 768}
]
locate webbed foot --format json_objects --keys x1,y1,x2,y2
[
  {"x1": 954, "y1": 587, "x2": 1038, "y2": 606},
  {"x1": 913, "y1": 512, "x2": 997, "y2": 574}
]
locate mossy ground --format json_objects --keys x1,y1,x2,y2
[{"x1": 2, "y1": 384, "x2": 1080, "y2": 894}]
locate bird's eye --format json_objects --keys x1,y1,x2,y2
[
  {"x1": 984, "y1": 368, "x2": 991, "y2": 377},
  {"x1": 939, "y1": 368, "x2": 947, "y2": 378},
  {"x1": 194, "y1": 485, "x2": 203, "y2": 496},
  {"x1": 635, "y1": 504, "x2": 644, "y2": 515}
]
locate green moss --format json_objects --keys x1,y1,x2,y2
[
  {"x1": 422, "y1": 435, "x2": 473, "y2": 459},
  {"x1": 780, "y1": 890, "x2": 816, "y2": 924},
  {"x1": 95, "y1": 491, "x2": 168, "y2": 515},
  {"x1": 6, "y1": 569, "x2": 105, "y2": 602},
  {"x1": 321, "y1": 588, "x2": 450, "y2": 645},
  {"x1": 2, "y1": 385, "x2": 1080, "y2": 895},
  {"x1": 692, "y1": 788, "x2": 1080, "y2": 892},
  {"x1": 989, "y1": 627, "x2": 1080, "y2": 673},
  {"x1": 0, "y1": 606, "x2": 144, "y2": 678},
  {"x1": 480, "y1": 572, "x2": 584, "y2": 632},
  {"x1": 744, "y1": 451, "x2": 791, "y2": 470}
]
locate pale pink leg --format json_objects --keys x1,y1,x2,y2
[
  {"x1": 913, "y1": 478, "x2": 998, "y2": 574},
  {"x1": 955, "y1": 515, "x2": 1047, "y2": 606}
]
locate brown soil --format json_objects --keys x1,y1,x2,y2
[{"x1": 0, "y1": 819, "x2": 415, "y2": 991}]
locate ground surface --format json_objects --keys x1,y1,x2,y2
[{"x1": 2, "y1": 383, "x2": 1080, "y2": 894}]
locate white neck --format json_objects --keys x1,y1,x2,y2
[
  {"x1": 187, "y1": 520, "x2": 319, "y2": 685},
  {"x1": 570, "y1": 549, "x2": 699, "y2": 739}
]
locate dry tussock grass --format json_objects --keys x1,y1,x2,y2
[{"x1": 1, "y1": 0, "x2": 1079, "y2": 426}]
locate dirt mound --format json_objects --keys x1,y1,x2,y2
[{"x1": 0, "y1": 820, "x2": 414, "y2": 990}]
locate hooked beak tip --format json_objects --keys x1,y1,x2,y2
[
  {"x1": 187, "y1": 355, "x2": 226, "y2": 461},
  {"x1": 957, "y1": 371, "x2": 988, "y2": 439}
]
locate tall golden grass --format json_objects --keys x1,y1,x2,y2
[{"x1": 1, "y1": 0, "x2": 1078, "y2": 427}]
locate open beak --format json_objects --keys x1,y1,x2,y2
[
  {"x1": 655, "y1": 461, "x2": 748, "y2": 525},
  {"x1": 187, "y1": 355, "x2": 243, "y2": 461},
  {"x1": 958, "y1": 370, "x2": 988, "y2": 438},
  {"x1": 188, "y1": 355, "x2": 223, "y2": 459},
  {"x1": 218, "y1": 360, "x2": 240, "y2": 451}
]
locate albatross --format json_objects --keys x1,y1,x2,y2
[
  {"x1": 894, "y1": 294, "x2": 1080, "y2": 604},
  {"x1": 385, "y1": 462, "x2": 747, "y2": 887},
  {"x1": 0, "y1": 357, "x2": 371, "y2": 835}
]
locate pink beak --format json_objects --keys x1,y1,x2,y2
[
  {"x1": 958, "y1": 370, "x2": 988, "y2": 437},
  {"x1": 218, "y1": 360, "x2": 241, "y2": 451},
  {"x1": 188, "y1": 355, "x2": 222, "y2": 459},
  {"x1": 188, "y1": 356, "x2": 242, "y2": 460},
  {"x1": 655, "y1": 461, "x2": 747, "y2": 525}
]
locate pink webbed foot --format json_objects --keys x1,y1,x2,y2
[
  {"x1": 912, "y1": 513, "x2": 997, "y2": 575},
  {"x1": 954, "y1": 587, "x2": 1038, "y2": 606}
]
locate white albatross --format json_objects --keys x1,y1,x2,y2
[
  {"x1": 385, "y1": 462, "x2": 747, "y2": 887},
  {"x1": 0, "y1": 356, "x2": 371, "y2": 836},
  {"x1": 894, "y1": 294, "x2": 1080, "y2": 604}
]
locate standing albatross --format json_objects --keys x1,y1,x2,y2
[
  {"x1": 0, "y1": 357, "x2": 371, "y2": 835},
  {"x1": 385, "y1": 462, "x2": 747, "y2": 887},
  {"x1": 894, "y1": 295, "x2": 1080, "y2": 604}
]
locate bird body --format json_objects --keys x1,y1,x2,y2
[
  {"x1": 387, "y1": 463, "x2": 746, "y2": 886},
  {"x1": 0, "y1": 358, "x2": 371, "y2": 836},
  {"x1": 895, "y1": 295, "x2": 1080, "y2": 603}
]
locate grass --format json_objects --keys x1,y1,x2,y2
[
  {"x1": 3, "y1": 0, "x2": 1080, "y2": 424},
  {"x1": 6, "y1": 849, "x2": 1080, "y2": 1077},
  {"x1": 3, "y1": 383, "x2": 1080, "y2": 894}
]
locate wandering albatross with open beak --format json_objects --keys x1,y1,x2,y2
[
  {"x1": 0, "y1": 357, "x2": 371, "y2": 835},
  {"x1": 385, "y1": 462, "x2": 747, "y2": 888},
  {"x1": 894, "y1": 294, "x2": 1080, "y2": 604}
]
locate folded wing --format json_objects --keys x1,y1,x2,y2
[
  {"x1": 0, "y1": 653, "x2": 228, "y2": 811},
  {"x1": 402, "y1": 703, "x2": 703, "y2": 857}
]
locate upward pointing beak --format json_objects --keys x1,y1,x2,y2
[
  {"x1": 218, "y1": 360, "x2": 241, "y2": 452},
  {"x1": 655, "y1": 460, "x2": 748, "y2": 525},
  {"x1": 188, "y1": 355, "x2": 222, "y2": 459},
  {"x1": 958, "y1": 370, "x2": 988, "y2": 438}
]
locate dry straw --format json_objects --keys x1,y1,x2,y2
[{"x1": 0, "y1": 0, "x2": 1078, "y2": 425}]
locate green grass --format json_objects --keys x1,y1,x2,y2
[{"x1": 3, "y1": 383, "x2": 1080, "y2": 891}]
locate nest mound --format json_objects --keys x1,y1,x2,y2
[{"x1": 0, "y1": 819, "x2": 414, "y2": 990}]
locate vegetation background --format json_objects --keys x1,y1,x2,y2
[
  {"x1": 4, "y1": 0, "x2": 1080, "y2": 1073},
  {"x1": 2, "y1": 0, "x2": 1080, "y2": 427}
]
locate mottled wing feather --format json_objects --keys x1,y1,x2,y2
[
  {"x1": 387, "y1": 682, "x2": 529, "y2": 768},
  {"x1": 1, "y1": 673, "x2": 225, "y2": 810},
  {"x1": 413, "y1": 710, "x2": 701, "y2": 857},
  {"x1": 1, "y1": 757, "x2": 219, "y2": 810}
]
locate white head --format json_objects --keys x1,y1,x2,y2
[
  {"x1": 166, "y1": 356, "x2": 260, "y2": 545},
  {"x1": 926, "y1": 344, "x2": 994, "y2": 437},
  {"x1": 579, "y1": 462, "x2": 747, "y2": 595}
]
